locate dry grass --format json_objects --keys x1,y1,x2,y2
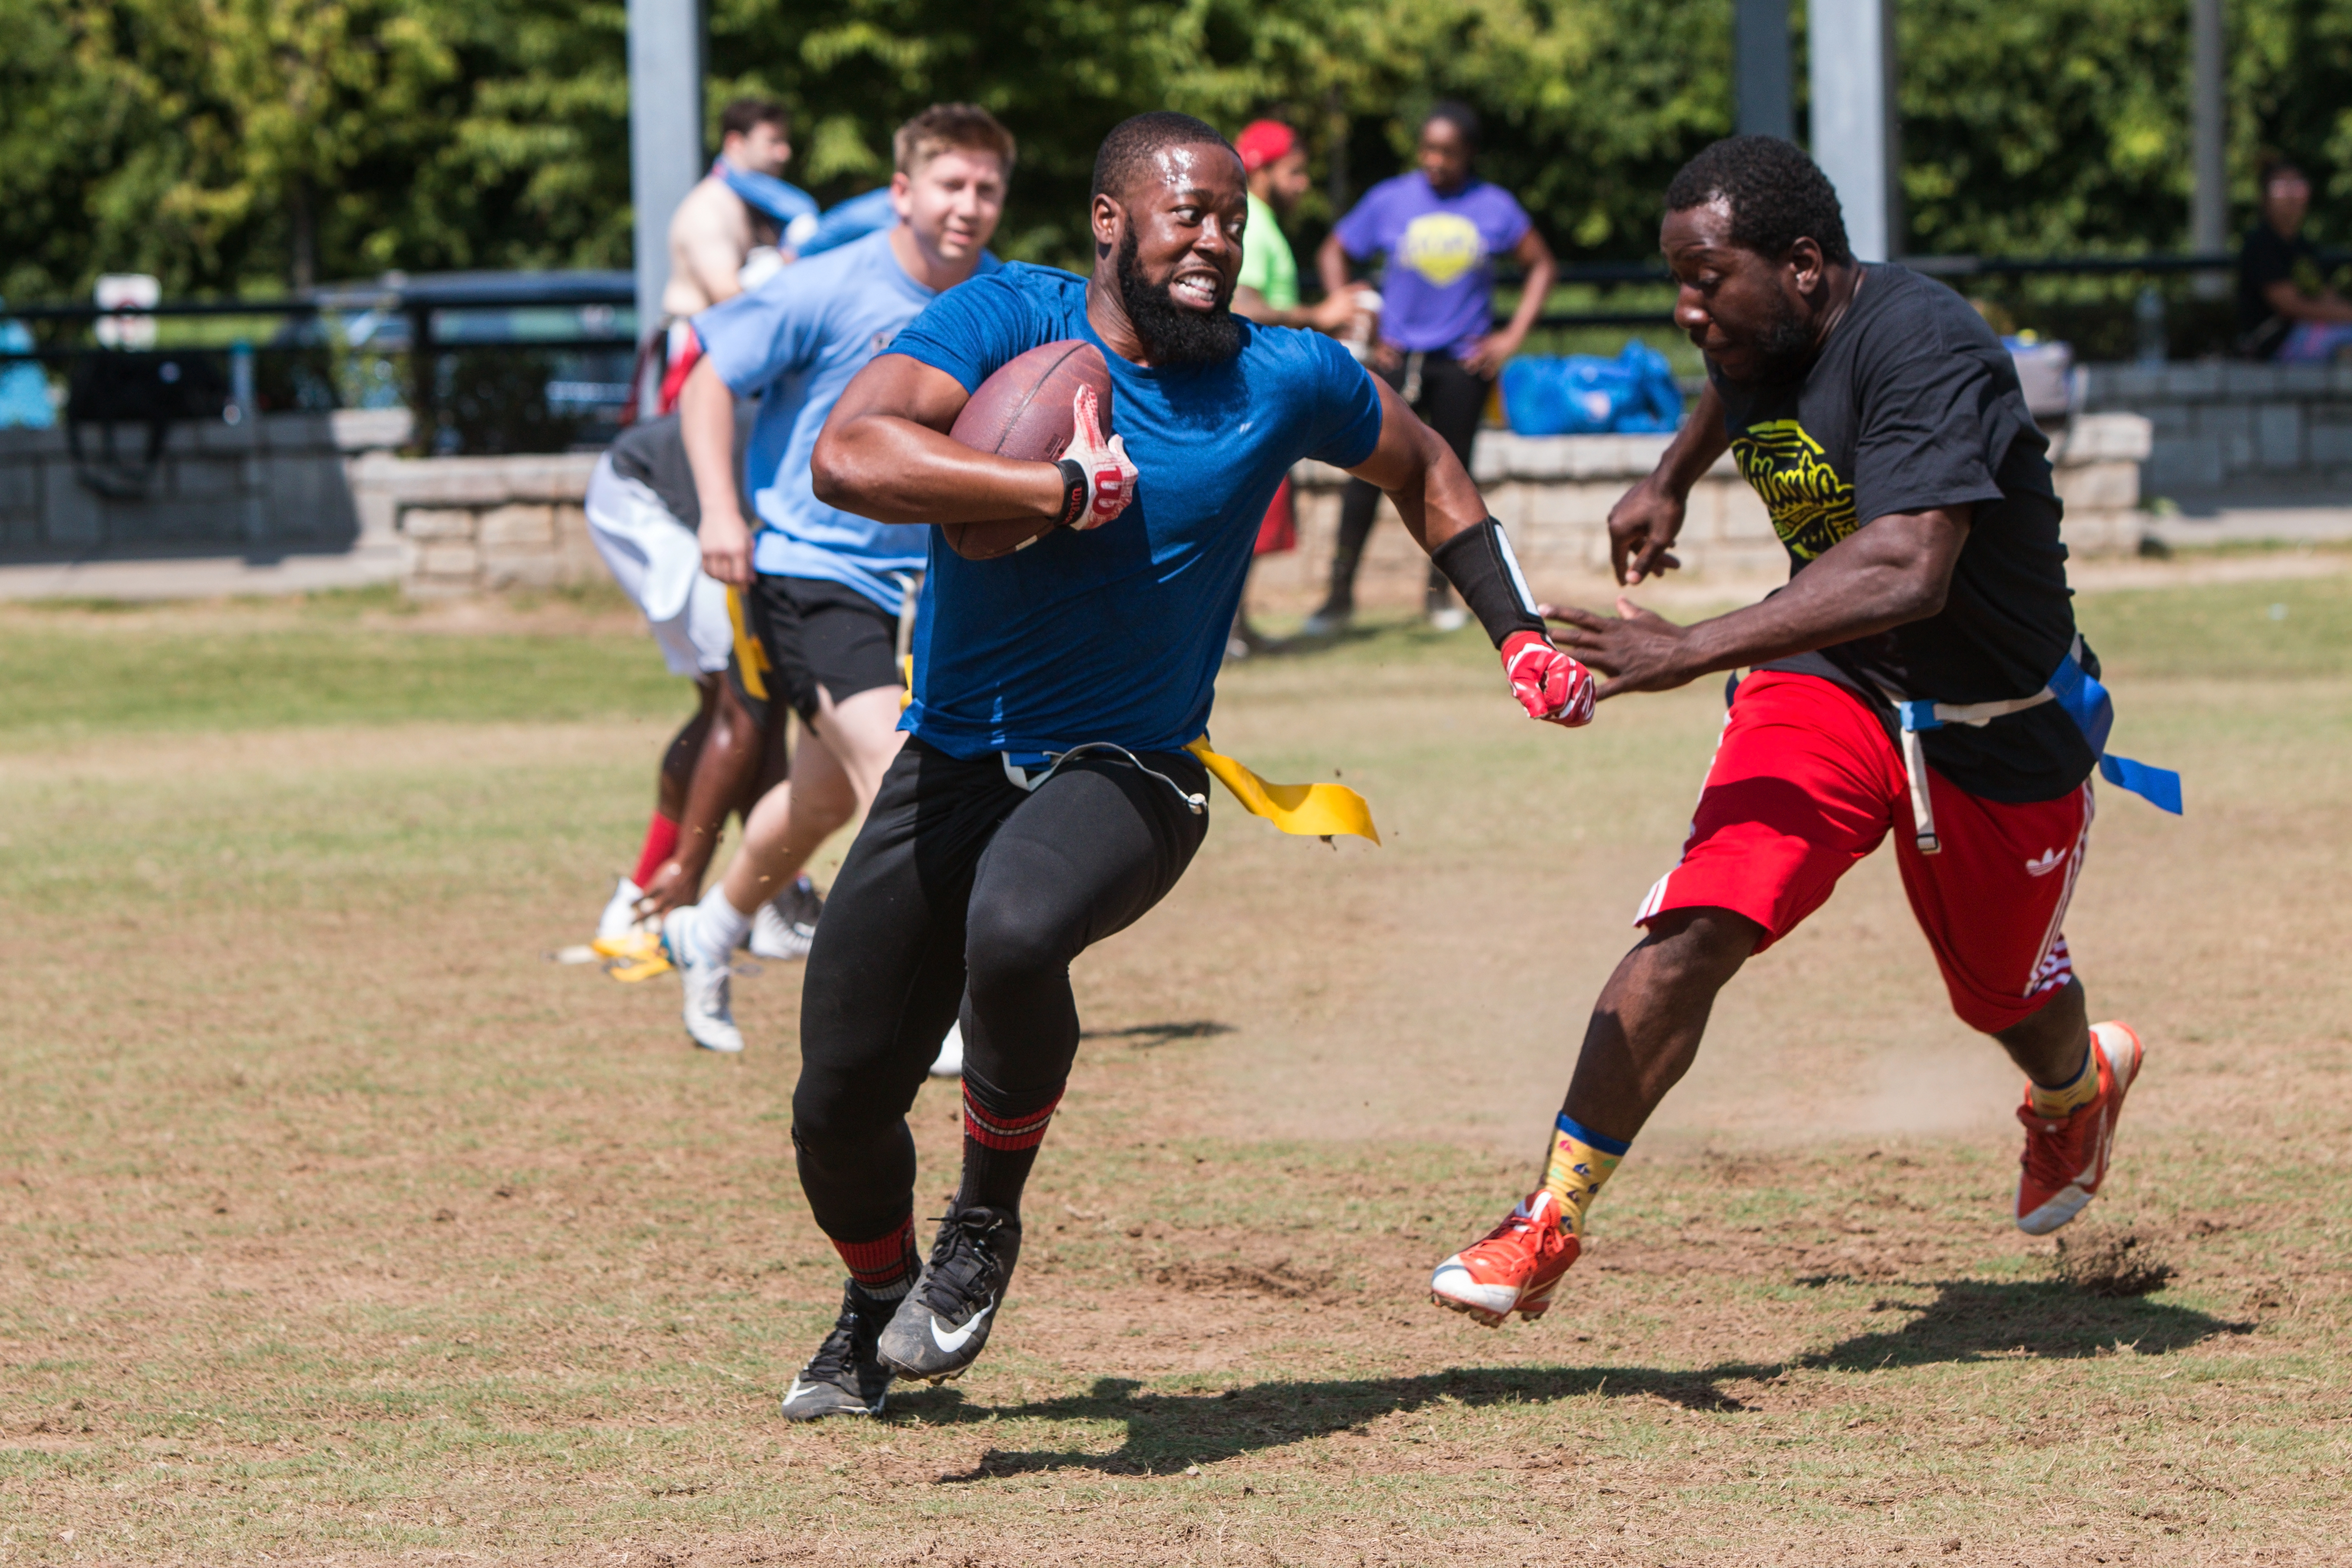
[{"x1": 1, "y1": 570, "x2": 2348, "y2": 1565}]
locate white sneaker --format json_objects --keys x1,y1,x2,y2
[
  {"x1": 597, "y1": 876, "x2": 646, "y2": 942},
  {"x1": 928, "y1": 1022, "x2": 964, "y2": 1078},
  {"x1": 664, "y1": 907, "x2": 744, "y2": 1054},
  {"x1": 1427, "y1": 606, "x2": 1470, "y2": 634},
  {"x1": 749, "y1": 875, "x2": 823, "y2": 960}
]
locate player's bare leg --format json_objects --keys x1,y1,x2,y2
[
  {"x1": 602, "y1": 677, "x2": 725, "y2": 938},
  {"x1": 1432, "y1": 908, "x2": 1755, "y2": 1324},
  {"x1": 637, "y1": 675, "x2": 786, "y2": 920}
]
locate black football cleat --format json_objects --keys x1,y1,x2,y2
[
  {"x1": 779, "y1": 1281, "x2": 894, "y2": 1422},
  {"x1": 875, "y1": 1206, "x2": 1021, "y2": 1383}
]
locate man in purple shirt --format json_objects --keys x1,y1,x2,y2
[{"x1": 1308, "y1": 102, "x2": 1556, "y2": 632}]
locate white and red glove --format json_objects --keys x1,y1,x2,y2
[
  {"x1": 1501, "y1": 630, "x2": 1596, "y2": 728},
  {"x1": 1062, "y1": 385, "x2": 1138, "y2": 530}
]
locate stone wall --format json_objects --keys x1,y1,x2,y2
[
  {"x1": 0, "y1": 408, "x2": 409, "y2": 558},
  {"x1": 1256, "y1": 412, "x2": 2154, "y2": 615},
  {"x1": 360, "y1": 413, "x2": 2150, "y2": 606},
  {"x1": 2080, "y1": 359, "x2": 2352, "y2": 504},
  {"x1": 353, "y1": 451, "x2": 602, "y2": 598}
]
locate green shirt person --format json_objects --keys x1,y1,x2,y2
[{"x1": 1231, "y1": 120, "x2": 1361, "y2": 331}]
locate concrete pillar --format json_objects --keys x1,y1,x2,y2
[
  {"x1": 1808, "y1": 0, "x2": 1901, "y2": 261},
  {"x1": 1736, "y1": 0, "x2": 1793, "y2": 142},
  {"x1": 627, "y1": 0, "x2": 704, "y2": 412},
  {"x1": 2190, "y1": 0, "x2": 2228, "y2": 297}
]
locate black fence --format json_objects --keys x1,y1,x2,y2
[
  {"x1": 7, "y1": 252, "x2": 2344, "y2": 456},
  {"x1": 1, "y1": 274, "x2": 640, "y2": 457}
]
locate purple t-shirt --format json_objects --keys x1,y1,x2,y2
[{"x1": 1333, "y1": 173, "x2": 1531, "y2": 358}]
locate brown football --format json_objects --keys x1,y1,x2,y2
[{"x1": 941, "y1": 339, "x2": 1115, "y2": 560}]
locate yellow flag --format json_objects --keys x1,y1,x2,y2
[{"x1": 1184, "y1": 739, "x2": 1381, "y2": 845}]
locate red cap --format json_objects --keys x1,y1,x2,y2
[{"x1": 1234, "y1": 120, "x2": 1298, "y2": 174}]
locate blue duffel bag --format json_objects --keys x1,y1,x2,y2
[{"x1": 1500, "y1": 340, "x2": 1684, "y2": 436}]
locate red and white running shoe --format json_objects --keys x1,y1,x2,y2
[
  {"x1": 1429, "y1": 1189, "x2": 1579, "y2": 1326},
  {"x1": 2014, "y1": 1020, "x2": 2144, "y2": 1236}
]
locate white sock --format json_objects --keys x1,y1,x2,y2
[{"x1": 690, "y1": 885, "x2": 752, "y2": 969}]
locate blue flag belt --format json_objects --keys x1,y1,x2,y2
[{"x1": 1878, "y1": 637, "x2": 2182, "y2": 855}]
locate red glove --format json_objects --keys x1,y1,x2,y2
[
  {"x1": 1501, "y1": 630, "x2": 1596, "y2": 728},
  {"x1": 1064, "y1": 385, "x2": 1137, "y2": 530}
]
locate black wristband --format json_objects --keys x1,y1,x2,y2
[
  {"x1": 1054, "y1": 458, "x2": 1089, "y2": 527},
  {"x1": 1430, "y1": 518, "x2": 1546, "y2": 648}
]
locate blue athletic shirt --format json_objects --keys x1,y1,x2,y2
[
  {"x1": 694, "y1": 228, "x2": 1001, "y2": 616},
  {"x1": 886, "y1": 263, "x2": 1384, "y2": 759}
]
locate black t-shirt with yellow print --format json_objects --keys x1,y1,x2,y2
[{"x1": 1709, "y1": 262, "x2": 2096, "y2": 803}]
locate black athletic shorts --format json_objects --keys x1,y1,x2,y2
[{"x1": 728, "y1": 573, "x2": 903, "y2": 727}]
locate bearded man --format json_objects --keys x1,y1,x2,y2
[{"x1": 765, "y1": 111, "x2": 1596, "y2": 1419}]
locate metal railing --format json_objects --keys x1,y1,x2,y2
[{"x1": 1, "y1": 276, "x2": 639, "y2": 455}]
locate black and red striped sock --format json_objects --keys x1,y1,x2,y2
[
  {"x1": 955, "y1": 1081, "x2": 1063, "y2": 1218},
  {"x1": 829, "y1": 1213, "x2": 919, "y2": 1302}
]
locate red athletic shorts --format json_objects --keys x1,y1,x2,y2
[{"x1": 1636, "y1": 670, "x2": 2093, "y2": 1034}]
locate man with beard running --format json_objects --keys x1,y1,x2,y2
[
  {"x1": 769, "y1": 112, "x2": 1596, "y2": 1420},
  {"x1": 1428, "y1": 136, "x2": 2175, "y2": 1328}
]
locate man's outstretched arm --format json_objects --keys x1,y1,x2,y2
[
  {"x1": 1547, "y1": 503, "x2": 1973, "y2": 699},
  {"x1": 1348, "y1": 380, "x2": 1594, "y2": 728}
]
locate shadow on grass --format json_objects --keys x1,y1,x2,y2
[
  {"x1": 896, "y1": 1279, "x2": 2249, "y2": 1478},
  {"x1": 1077, "y1": 1020, "x2": 1236, "y2": 1049}
]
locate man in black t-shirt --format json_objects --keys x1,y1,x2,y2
[
  {"x1": 2237, "y1": 157, "x2": 2352, "y2": 362},
  {"x1": 1429, "y1": 138, "x2": 2152, "y2": 1329}
]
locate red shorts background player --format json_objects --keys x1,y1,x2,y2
[{"x1": 1430, "y1": 136, "x2": 2178, "y2": 1327}]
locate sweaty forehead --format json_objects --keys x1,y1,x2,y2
[
  {"x1": 1662, "y1": 197, "x2": 1737, "y2": 250},
  {"x1": 1121, "y1": 140, "x2": 1242, "y2": 202}
]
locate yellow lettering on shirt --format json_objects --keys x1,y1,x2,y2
[{"x1": 1729, "y1": 419, "x2": 1859, "y2": 561}]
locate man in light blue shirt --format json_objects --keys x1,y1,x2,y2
[{"x1": 665, "y1": 105, "x2": 1014, "y2": 1078}]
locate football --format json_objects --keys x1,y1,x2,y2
[{"x1": 941, "y1": 339, "x2": 1116, "y2": 560}]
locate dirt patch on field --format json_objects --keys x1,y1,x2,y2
[{"x1": 3, "y1": 632, "x2": 2349, "y2": 1563}]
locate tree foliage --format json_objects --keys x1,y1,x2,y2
[{"x1": 4, "y1": 0, "x2": 2349, "y2": 303}]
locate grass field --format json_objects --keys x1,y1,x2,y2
[{"x1": 2, "y1": 564, "x2": 2348, "y2": 1566}]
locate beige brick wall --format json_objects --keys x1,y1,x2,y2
[
  {"x1": 365, "y1": 414, "x2": 2150, "y2": 605},
  {"x1": 357, "y1": 454, "x2": 602, "y2": 599},
  {"x1": 1254, "y1": 415, "x2": 2152, "y2": 617}
]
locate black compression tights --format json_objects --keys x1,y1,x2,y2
[
  {"x1": 1328, "y1": 349, "x2": 1492, "y2": 611},
  {"x1": 791, "y1": 739, "x2": 1209, "y2": 1243}
]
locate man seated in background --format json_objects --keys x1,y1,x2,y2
[{"x1": 2240, "y1": 157, "x2": 2352, "y2": 363}]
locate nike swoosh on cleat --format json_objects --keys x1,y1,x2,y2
[
  {"x1": 928, "y1": 1301, "x2": 993, "y2": 1354},
  {"x1": 783, "y1": 1378, "x2": 819, "y2": 1405}
]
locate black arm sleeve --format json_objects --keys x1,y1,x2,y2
[{"x1": 1430, "y1": 518, "x2": 1546, "y2": 648}]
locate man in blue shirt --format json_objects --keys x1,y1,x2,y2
[
  {"x1": 771, "y1": 112, "x2": 1597, "y2": 1419},
  {"x1": 665, "y1": 105, "x2": 1016, "y2": 1065}
]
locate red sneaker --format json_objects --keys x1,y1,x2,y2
[
  {"x1": 2015, "y1": 1020, "x2": 2144, "y2": 1236},
  {"x1": 1429, "y1": 1190, "x2": 1579, "y2": 1326}
]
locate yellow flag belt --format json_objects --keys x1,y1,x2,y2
[{"x1": 1184, "y1": 738, "x2": 1381, "y2": 845}]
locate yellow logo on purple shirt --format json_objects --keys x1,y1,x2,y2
[{"x1": 1398, "y1": 213, "x2": 1486, "y2": 287}]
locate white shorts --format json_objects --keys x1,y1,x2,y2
[{"x1": 583, "y1": 452, "x2": 733, "y2": 678}]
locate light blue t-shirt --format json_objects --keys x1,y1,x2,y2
[
  {"x1": 886, "y1": 263, "x2": 1383, "y2": 759},
  {"x1": 694, "y1": 227, "x2": 1000, "y2": 614}
]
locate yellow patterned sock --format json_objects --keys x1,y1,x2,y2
[
  {"x1": 1540, "y1": 1114, "x2": 1630, "y2": 1236},
  {"x1": 2027, "y1": 1043, "x2": 2100, "y2": 1119}
]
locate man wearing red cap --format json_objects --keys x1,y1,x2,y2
[{"x1": 1228, "y1": 119, "x2": 1366, "y2": 652}]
